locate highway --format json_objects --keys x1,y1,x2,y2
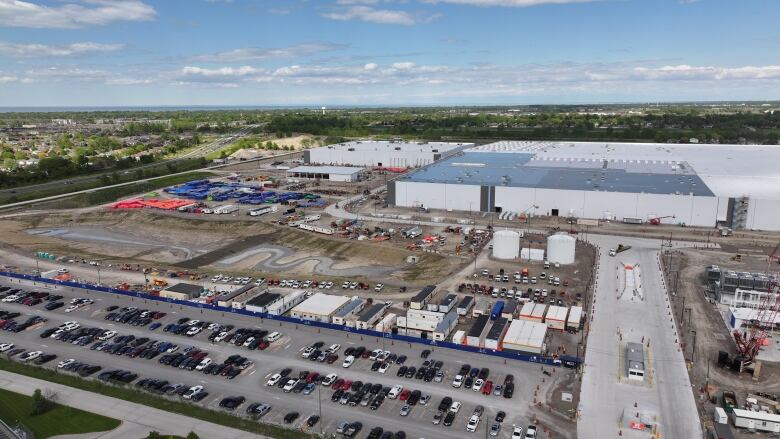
[{"x1": 0, "y1": 276, "x2": 558, "y2": 439}]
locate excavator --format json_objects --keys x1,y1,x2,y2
[{"x1": 648, "y1": 215, "x2": 675, "y2": 225}]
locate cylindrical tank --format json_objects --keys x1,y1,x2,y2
[
  {"x1": 546, "y1": 233, "x2": 576, "y2": 264},
  {"x1": 492, "y1": 230, "x2": 520, "y2": 259}
]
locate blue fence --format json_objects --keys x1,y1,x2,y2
[{"x1": 1, "y1": 271, "x2": 581, "y2": 367}]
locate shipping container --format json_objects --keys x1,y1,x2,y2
[{"x1": 490, "y1": 300, "x2": 505, "y2": 320}]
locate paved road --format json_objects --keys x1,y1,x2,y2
[
  {"x1": 0, "y1": 369, "x2": 267, "y2": 439},
  {"x1": 577, "y1": 235, "x2": 702, "y2": 439},
  {"x1": 0, "y1": 276, "x2": 560, "y2": 439}
]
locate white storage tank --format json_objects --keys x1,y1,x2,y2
[
  {"x1": 546, "y1": 233, "x2": 576, "y2": 265},
  {"x1": 492, "y1": 230, "x2": 520, "y2": 259}
]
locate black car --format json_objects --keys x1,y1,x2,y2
[
  {"x1": 464, "y1": 376, "x2": 474, "y2": 389},
  {"x1": 503, "y1": 382, "x2": 514, "y2": 398},
  {"x1": 415, "y1": 367, "x2": 426, "y2": 380},
  {"x1": 396, "y1": 366, "x2": 407, "y2": 377},
  {"x1": 219, "y1": 396, "x2": 245, "y2": 410},
  {"x1": 407, "y1": 390, "x2": 421, "y2": 406},
  {"x1": 306, "y1": 415, "x2": 320, "y2": 427},
  {"x1": 283, "y1": 412, "x2": 299, "y2": 424},
  {"x1": 420, "y1": 349, "x2": 431, "y2": 359},
  {"x1": 367, "y1": 427, "x2": 384, "y2": 439},
  {"x1": 395, "y1": 355, "x2": 407, "y2": 364},
  {"x1": 371, "y1": 361, "x2": 382, "y2": 371},
  {"x1": 437, "y1": 396, "x2": 452, "y2": 412},
  {"x1": 404, "y1": 366, "x2": 416, "y2": 379},
  {"x1": 478, "y1": 367, "x2": 489, "y2": 380},
  {"x1": 443, "y1": 411, "x2": 456, "y2": 426},
  {"x1": 331, "y1": 389, "x2": 344, "y2": 402},
  {"x1": 496, "y1": 411, "x2": 506, "y2": 422},
  {"x1": 191, "y1": 392, "x2": 209, "y2": 402}
]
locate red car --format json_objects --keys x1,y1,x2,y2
[
  {"x1": 340, "y1": 380, "x2": 352, "y2": 391},
  {"x1": 399, "y1": 389, "x2": 411, "y2": 401},
  {"x1": 258, "y1": 341, "x2": 269, "y2": 350},
  {"x1": 482, "y1": 380, "x2": 493, "y2": 395},
  {"x1": 305, "y1": 372, "x2": 318, "y2": 383},
  {"x1": 331, "y1": 379, "x2": 344, "y2": 390},
  {"x1": 361, "y1": 350, "x2": 371, "y2": 359}
]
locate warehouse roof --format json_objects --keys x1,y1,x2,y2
[
  {"x1": 487, "y1": 317, "x2": 508, "y2": 340},
  {"x1": 358, "y1": 303, "x2": 386, "y2": 322},
  {"x1": 467, "y1": 141, "x2": 780, "y2": 200},
  {"x1": 246, "y1": 292, "x2": 280, "y2": 307},
  {"x1": 468, "y1": 315, "x2": 490, "y2": 337},
  {"x1": 292, "y1": 293, "x2": 350, "y2": 316},
  {"x1": 288, "y1": 165, "x2": 363, "y2": 175},
  {"x1": 334, "y1": 297, "x2": 364, "y2": 318},
  {"x1": 503, "y1": 320, "x2": 547, "y2": 348},
  {"x1": 400, "y1": 150, "x2": 715, "y2": 196},
  {"x1": 411, "y1": 285, "x2": 436, "y2": 304},
  {"x1": 435, "y1": 310, "x2": 458, "y2": 333},
  {"x1": 320, "y1": 140, "x2": 470, "y2": 153},
  {"x1": 545, "y1": 305, "x2": 569, "y2": 322}
]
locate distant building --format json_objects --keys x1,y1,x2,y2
[
  {"x1": 287, "y1": 165, "x2": 363, "y2": 182},
  {"x1": 160, "y1": 283, "x2": 203, "y2": 300},
  {"x1": 304, "y1": 140, "x2": 470, "y2": 168}
]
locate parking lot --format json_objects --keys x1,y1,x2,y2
[{"x1": 0, "y1": 276, "x2": 567, "y2": 438}]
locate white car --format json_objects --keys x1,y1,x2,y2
[
  {"x1": 60, "y1": 321, "x2": 80, "y2": 331},
  {"x1": 327, "y1": 343, "x2": 341, "y2": 354},
  {"x1": 302, "y1": 346, "x2": 316, "y2": 359},
  {"x1": 49, "y1": 329, "x2": 64, "y2": 338},
  {"x1": 525, "y1": 426, "x2": 537, "y2": 438},
  {"x1": 283, "y1": 379, "x2": 298, "y2": 393},
  {"x1": 207, "y1": 323, "x2": 220, "y2": 331},
  {"x1": 466, "y1": 414, "x2": 480, "y2": 432},
  {"x1": 183, "y1": 385, "x2": 203, "y2": 399},
  {"x1": 511, "y1": 426, "x2": 524, "y2": 439},
  {"x1": 0, "y1": 343, "x2": 14, "y2": 353},
  {"x1": 452, "y1": 375, "x2": 464, "y2": 388},
  {"x1": 374, "y1": 283, "x2": 384, "y2": 292},
  {"x1": 369, "y1": 349, "x2": 382, "y2": 361},
  {"x1": 64, "y1": 305, "x2": 80, "y2": 313},
  {"x1": 98, "y1": 330, "x2": 116, "y2": 341},
  {"x1": 186, "y1": 327, "x2": 201, "y2": 336},
  {"x1": 378, "y1": 362, "x2": 390, "y2": 374},
  {"x1": 1, "y1": 295, "x2": 18, "y2": 303},
  {"x1": 266, "y1": 373, "x2": 283, "y2": 386},
  {"x1": 342, "y1": 355, "x2": 355, "y2": 368},
  {"x1": 449, "y1": 401, "x2": 462, "y2": 414},
  {"x1": 472, "y1": 378, "x2": 484, "y2": 392},
  {"x1": 388, "y1": 385, "x2": 403, "y2": 399},
  {"x1": 195, "y1": 358, "x2": 212, "y2": 371},
  {"x1": 214, "y1": 331, "x2": 228, "y2": 342},
  {"x1": 322, "y1": 373, "x2": 338, "y2": 386},
  {"x1": 57, "y1": 358, "x2": 76, "y2": 368},
  {"x1": 21, "y1": 351, "x2": 43, "y2": 362},
  {"x1": 242, "y1": 337, "x2": 256, "y2": 347},
  {"x1": 265, "y1": 332, "x2": 281, "y2": 343}
]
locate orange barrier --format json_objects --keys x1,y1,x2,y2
[{"x1": 111, "y1": 198, "x2": 194, "y2": 211}]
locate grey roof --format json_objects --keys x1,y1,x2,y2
[
  {"x1": 411, "y1": 285, "x2": 436, "y2": 304},
  {"x1": 358, "y1": 303, "x2": 386, "y2": 322},
  {"x1": 164, "y1": 283, "x2": 203, "y2": 297},
  {"x1": 486, "y1": 317, "x2": 509, "y2": 340},
  {"x1": 435, "y1": 310, "x2": 458, "y2": 333},
  {"x1": 216, "y1": 284, "x2": 255, "y2": 302},
  {"x1": 247, "y1": 292, "x2": 280, "y2": 307},
  {"x1": 334, "y1": 297, "x2": 364, "y2": 318},
  {"x1": 439, "y1": 294, "x2": 457, "y2": 307},
  {"x1": 400, "y1": 151, "x2": 714, "y2": 196},
  {"x1": 288, "y1": 165, "x2": 363, "y2": 175},
  {"x1": 321, "y1": 140, "x2": 469, "y2": 153},
  {"x1": 626, "y1": 342, "x2": 645, "y2": 371},
  {"x1": 468, "y1": 315, "x2": 490, "y2": 337},
  {"x1": 458, "y1": 295, "x2": 474, "y2": 309}
]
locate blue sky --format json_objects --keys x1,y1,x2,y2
[{"x1": 0, "y1": 0, "x2": 779, "y2": 106}]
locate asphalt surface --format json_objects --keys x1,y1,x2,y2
[
  {"x1": 0, "y1": 276, "x2": 558, "y2": 439},
  {"x1": 577, "y1": 235, "x2": 702, "y2": 439}
]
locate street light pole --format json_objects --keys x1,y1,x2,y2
[
  {"x1": 318, "y1": 383, "x2": 323, "y2": 437},
  {"x1": 691, "y1": 330, "x2": 697, "y2": 364}
]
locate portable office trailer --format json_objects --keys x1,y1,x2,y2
[
  {"x1": 544, "y1": 305, "x2": 568, "y2": 331},
  {"x1": 375, "y1": 313, "x2": 397, "y2": 333},
  {"x1": 731, "y1": 409, "x2": 780, "y2": 433},
  {"x1": 438, "y1": 294, "x2": 458, "y2": 313},
  {"x1": 356, "y1": 303, "x2": 387, "y2": 329},
  {"x1": 433, "y1": 310, "x2": 459, "y2": 341},
  {"x1": 266, "y1": 290, "x2": 306, "y2": 316},
  {"x1": 410, "y1": 285, "x2": 436, "y2": 310},
  {"x1": 485, "y1": 317, "x2": 509, "y2": 350},
  {"x1": 241, "y1": 292, "x2": 280, "y2": 312},
  {"x1": 452, "y1": 329, "x2": 466, "y2": 345},
  {"x1": 518, "y1": 302, "x2": 536, "y2": 320},
  {"x1": 566, "y1": 306, "x2": 583, "y2": 332},
  {"x1": 472, "y1": 297, "x2": 490, "y2": 317},
  {"x1": 466, "y1": 315, "x2": 490, "y2": 347},
  {"x1": 290, "y1": 292, "x2": 350, "y2": 321},
  {"x1": 331, "y1": 297, "x2": 365, "y2": 325},
  {"x1": 502, "y1": 299, "x2": 518, "y2": 320},
  {"x1": 216, "y1": 284, "x2": 257, "y2": 307},
  {"x1": 457, "y1": 296, "x2": 474, "y2": 316},
  {"x1": 214, "y1": 204, "x2": 238, "y2": 215},
  {"x1": 249, "y1": 206, "x2": 277, "y2": 216}
]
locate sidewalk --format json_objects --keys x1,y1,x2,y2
[{"x1": 0, "y1": 370, "x2": 266, "y2": 439}]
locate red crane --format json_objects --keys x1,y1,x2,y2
[
  {"x1": 648, "y1": 215, "x2": 675, "y2": 225},
  {"x1": 733, "y1": 278, "x2": 780, "y2": 365}
]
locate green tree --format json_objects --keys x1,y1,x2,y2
[
  {"x1": 30, "y1": 388, "x2": 52, "y2": 415},
  {"x1": 185, "y1": 432, "x2": 200, "y2": 439},
  {"x1": 145, "y1": 432, "x2": 161, "y2": 439}
]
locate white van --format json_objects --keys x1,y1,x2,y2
[{"x1": 265, "y1": 331, "x2": 282, "y2": 343}]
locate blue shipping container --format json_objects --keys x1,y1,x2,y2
[{"x1": 490, "y1": 300, "x2": 504, "y2": 320}]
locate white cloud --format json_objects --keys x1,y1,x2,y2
[
  {"x1": 24, "y1": 67, "x2": 108, "y2": 81},
  {"x1": 0, "y1": 0, "x2": 155, "y2": 29},
  {"x1": 0, "y1": 75, "x2": 17, "y2": 83},
  {"x1": 364, "y1": 62, "x2": 379, "y2": 70},
  {"x1": 192, "y1": 43, "x2": 346, "y2": 63},
  {"x1": 422, "y1": 0, "x2": 597, "y2": 6},
  {"x1": 323, "y1": 5, "x2": 419, "y2": 25},
  {"x1": 391, "y1": 62, "x2": 416, "y2": 69},
  {"x1": 0, "y1": 41, "x2": 123, "y2": 57},
  {"x1": 105, "y1": 77, "x2": 154, "y2": 85}
]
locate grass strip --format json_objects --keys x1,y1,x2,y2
[
  {"x1": 0, "y1": 357, "x2": 316, "y2": 439},
  {"x1": 0, "y1": 387, "x2": 120, "y2": 438}
]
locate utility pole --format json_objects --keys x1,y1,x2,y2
[
  {"x1": 679, "y1": 296, "x2": 686, "y2": 326},
  {"x1": 691, "y1": 330, "x2": 697, "y2": 364},
  {"x1": 318, "y1": 383, "x2": 323, "y2": 437}
]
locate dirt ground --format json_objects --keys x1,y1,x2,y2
[{"x1": 665, "y1": 245, "x2": 780, "y2": 438}]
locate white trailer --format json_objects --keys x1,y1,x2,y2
[
  {"x1": 214, "y1": 204, "x2": 238, "y2": 215},
  {"x1": 374, "y1": 313, "x2": 397, "y2": 333},
  {"x1": 249, "y1": 206, "x2": 277, "y2": 216},
  {"x1": 299, "y1": 223, "x2": 334, "y2": 235},
  {"x1": 566, "y1": 306, "x2": 583, "y2": 332},
  {"x1": 451, "y1": 329, "x2": 466, "y2": 344}
]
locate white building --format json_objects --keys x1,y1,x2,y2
[
  {"x1": 305, "y1": 140, "x2": 471, "y2": 168},
  {"x1": 626, "y1": 342, "x2": 645, "y2": 381},
  {"x1": 290, "y1": 293, "x2": 350, "y2": 322},
  {"x1": 397, "y1": 309, "x2": 448, "y2": 339},
  {"x1": 389, "y1": 141, "x2": 780, "y2": 231},
  {"x1": 727, "y1": 306, "x2": 780, "y2": 330},
  {"x1": 266, "y1": 290, "x2": 306, "y2": 316},
  {"x1": 287, "y1": 165, "x2": 363, "y2": 182},
  {"x1": 732, "y1": 409, "x2": 780, "y2": 433},
  {"x1": 501, "y1": 319, "x2": 547, "y2": 354}
]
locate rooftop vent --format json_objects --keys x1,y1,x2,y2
[{"x1": 348, "y1": 148, "x2": 355, "y2": 151}]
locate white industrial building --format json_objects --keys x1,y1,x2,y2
[
  {"x1": 287, "y1": 165, "x2": 363, "y2": 182},
  {"x1": 331, "y1": 297, "x2": 364, "y2": 326},
  {"x1": 290, "y1": 293, "x2": 351, "y2": 322},
  {"x1": 501, "y1": 319, "x2": 547, "y2": 354},
  {"x1": 304, "y1": 140, "x2": 470, "y2": 168},
  {"x1": 389, "y1": 141, "x2": 780, "y2": 231},
  {"x1": 266, "y1": 290, "x2": 306, "y2": 316},
  {"x1": 727, "y1": 306, "x2": 780, "y2": 330},
  {"x1": 731, "y1": 409, "x2": 780, "y2": 433},
  {"x1": 397, "y1": 309, "x2": 451, "y2": 339},
  {"x1": 374, "y1": 313, "x2": 397, "y2": 333}
]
